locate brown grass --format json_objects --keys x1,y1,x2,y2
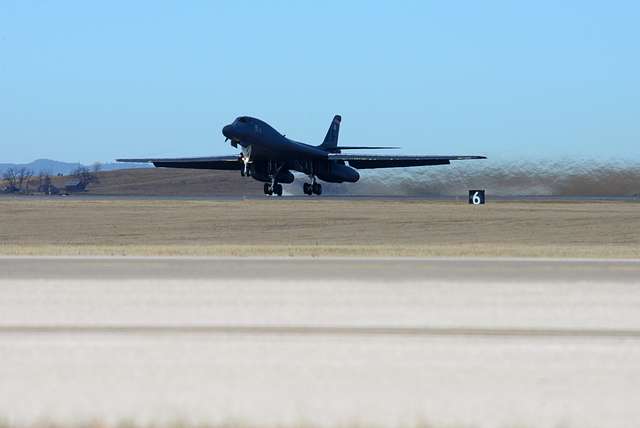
[
  {"x1": 1, "y1": 198, "x2": 639, "y2": 257},
  {"x1": 84, "y1": 169, "x2": 264, "y2": 196}
]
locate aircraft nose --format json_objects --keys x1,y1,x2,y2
[{"x1": 222, "y1": 124, "x2": 234, "y2": 138}]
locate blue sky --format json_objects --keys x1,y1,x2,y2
[{"x1": 1, "y1": 1, "x2": 638, "y2": 164}]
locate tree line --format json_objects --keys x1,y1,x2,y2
[{"x1": 2, "y1": 163, "x2": 102, "y2": 194}]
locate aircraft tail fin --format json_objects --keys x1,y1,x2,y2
[{"x1": 319, "y1": 115, "x2": 341, "y2": 150}]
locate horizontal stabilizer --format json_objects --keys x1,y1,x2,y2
[{"x1": 334, "y1": 146, "x2": 400, "y2": 150}]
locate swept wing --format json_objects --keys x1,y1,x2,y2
[
  {"x1": 116, "y1": 156, "x2": 240, "y2": 170},
  {"x1": 328, "y1": 154, "x2": 486, "y2": 169}
]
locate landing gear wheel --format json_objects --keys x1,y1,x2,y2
[
  {"x1": 273, "y1": 183, "x2": 283, "y2": 196},
  {"x1": 312, "y1": 183, "x2": 322, "y2": 195},
  {"x1": 264, "y1": 183, "x2": 271, "y2": 195},
  {"x1": 303, "y1": 182, "x2": 312, "y2": 195}
]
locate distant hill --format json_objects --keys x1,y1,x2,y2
[
  {"x1": 0, "y1": 161, "x2": 261, "y2": 196},
  {"x1": 0, "y1": 159, "x2": 82, "y2": 176},
  {"x1": 0, "y1": 159, "x2": 150, "y2": 176}
]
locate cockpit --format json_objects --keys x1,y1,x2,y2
[{"x1": 223, "y1": 117, "x2": 257, "y2": 141}]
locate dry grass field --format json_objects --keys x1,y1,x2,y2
[
  {"x1": 63, "y1": 168, "x2": 264, "y2": 196},
  {"x1": 1, "y1": 197, "x2": 639, "y2": 257}
]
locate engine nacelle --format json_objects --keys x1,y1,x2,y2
[
  {"x1": 249, "y1": 164, "x2": 295, "y2": 184},
  {"x1": 275, "y1": 169, "x2": 295, "y2": 184},
  {"x1": 317, "y1": 161, "x2": 360, "y2": 183}
]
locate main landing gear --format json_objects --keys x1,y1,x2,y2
[
  {"x1": 263, "y1": 160, "x2": 285, "y2": 197},
  {"x1": 303, "y1": 181, "x2": 322, "y2": 196},
  {"x1": 264, "y1": 182, "x2": 283, "y2": 196}
]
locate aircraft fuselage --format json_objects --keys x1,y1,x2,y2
[{"x1": 222, "y1": 116, "x2": 360, "y2": 184}]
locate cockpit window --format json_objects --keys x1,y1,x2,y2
[{"x1": 237, "y1": 117, "x2": 250, "y2": 124}]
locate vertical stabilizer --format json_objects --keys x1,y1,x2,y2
[{"x1": 319, "y1": 115, "x2": 341, "y2": 151}]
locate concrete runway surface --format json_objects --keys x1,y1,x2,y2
[{"x1": 1, "y1": 257, "x2": 640, "y2": 428}]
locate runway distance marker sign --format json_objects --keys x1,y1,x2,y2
[{"x1": 469, "y1": 190, "x2": 486, "y2": 205}]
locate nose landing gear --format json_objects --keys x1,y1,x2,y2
[{"x1": 240, "y1": 145, "x2": 252, "y2": 177}]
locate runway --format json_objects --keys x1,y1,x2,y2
[
  {"x1": 5, "y1": 255, "x2": 640, "y2": 281},
  {"x1": 1, "y1": 257, "x2": 640, "y2": 427}
]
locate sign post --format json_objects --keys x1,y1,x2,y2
[{"x1": 469, "y1": 190, "x2": 486, "y2": 205}]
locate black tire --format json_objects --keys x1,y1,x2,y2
[
  {"x1": 303, "y1": 183, "x2": 311, "y2": 195},
  {"x1": 264, "y1": 183, "x2": 271, "y2": 195},
  {"x1": 312, "y1": 183, "x2": 322, "y2": 195},
  {"x1": 274, "y1": 183, "x2": 283, "y2": 196}
]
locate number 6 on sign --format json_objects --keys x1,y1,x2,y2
[{"x1": 468, "y1": 190, "x2": 485, "y2": 205}]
